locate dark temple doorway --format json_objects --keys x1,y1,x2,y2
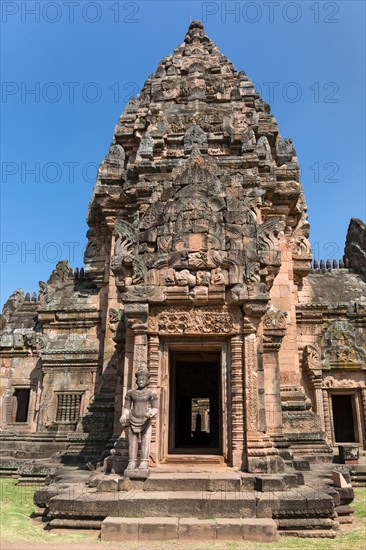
[
  {"x1": 332, "y1": 394, "x2": 356, "y2": 443},
  {"x1": 169, "y1": 352, "x2": 222, "y2": 454},
  {"x1": 14, "y1": 388, "x2": 30, "y2": 423}
]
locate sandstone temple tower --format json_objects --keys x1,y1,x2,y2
[{"x1": 1, "y1": 21, "x2": 365, "y2": 473}]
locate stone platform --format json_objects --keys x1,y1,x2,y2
[
  {"x1": 101, "y1": 516, "x2": 277, "y2": 542},
  {"x1": 33, "y1": 465, "x2": 354, "y2": 540}
]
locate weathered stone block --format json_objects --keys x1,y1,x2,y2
[
  {"x1": 277, "y1": 493, "x2": 308, "y2": 514},
  {"x1": 34, "y1": 484, "x2": 69, "y2": 508},
  {"x1": 125, "y1": 468, "x2": 149, "y2": 480},
  {"x1": 306, "y1": 494, "x2": 334, "y2": 515},
  {"x1": 255, "y1": 475, "x2": 285, "y2": 492},
  {"x1": 240, "y1": 474, "x2": 256, "y2": 491},
  {"x1": 207, "y1": 474, "x2": 241, "y2": 492},
  {"x1": 97, "y1": 476, "x2": 119, "y2": 492},
  {"x1": 179, "y1": 518, "x2": 216, "y2": 540},
  {"x1": 101, "y1": 517, "x2": 139, "y2": 541},
  {"x1": 326, "y1": 488, "x2": 341, "y2": 507},
  {"x1": 294, "y1": 472, "x2": 305, "y2": 485},
  {"x1": 256, "y1": 494, "x2": 279, "y2": 518},
  {"x1": 87, "y1": 472, "x2": 105, "y2": 488},
  {"x1": 293, "y1": 459, "x2": 311, "y2": 471},
  {"x1": 118, "y1": 477, "x2": 144, "y2": 491},
  {"x1": 139, "y1": 517, "x2": 178, "y2": 540},
  {"x1": 143, "y1": 473, "x2": 207, "y2": 492},
  {"x1": 214, "y1": 495, "x2": 257, "y2": 518},
  {"x1": 242, "y1": 518, "x2": 277, "y2": 542},
  {"x1": 335, "y1": 504, "x2": 354, "y2": 516},
  {"x1": 334, "y1": 486, "x2": 355, "y2": 505},
  {"x1": 283, "y1": 473, "x2": 299, "y2": 488},
  {"x1": 216, "y1": 518, "x2": 242, "y2": 540},
  {"x1": 339, "y1": 445, "x2": 359, "y2": 464}
]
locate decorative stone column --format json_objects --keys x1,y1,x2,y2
[
  {"x1": 262, "y1": 308, "x2": 287, "y2": 434},
  {"x1": 322, "y1": 389, "x2": 332, "y2": 443},
  {"x1": 243, "y1": 303, "x2": 283, "y2": 473},
  {"x1": 362, "y1": 388, "x2": 366, "y2": 438},
  {"x1": 230, "y1": 334, "x2": 245, "y2": 468},
  {"x1": 124, "y1": 304, "x2": 149, "y2": 376},
  {"x1": 148, "y1": 334, "x2": 160, "y2": 464}
]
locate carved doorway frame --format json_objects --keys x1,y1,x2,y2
[
  {"x1": 328, "y1": 389, "x2": 364, "y2": 447},
  {"x1": 158, "y1": 338, "x2": 231, "y2": 465}
]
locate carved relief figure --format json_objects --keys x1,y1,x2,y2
[
  {"x1": 184, "y1": 124, "x2": 208, "y2": 153},
  {"x1": 241, "y1": 128, "x2": 256, "y2": 153},
  {"x1": 211, "y1": 267, "x2": 225, "y2": 285},
  {"x1": 120, "y1": 368, "x2": 158, "y2": 473}
]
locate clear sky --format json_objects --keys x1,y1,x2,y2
[{"x1": 1, "y1": 0, "x2": 365, "y2": 306}]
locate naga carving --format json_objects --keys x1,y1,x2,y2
[
  {"x1": 257, "y1": 218, "x2": 285, "y2": 267},
  {"x1": 112, "y1": 220, "x2": 145, "y2": 289},
  {"x1": 263, "y1": 308, "x2": 287, "y2": 330},
  {"x1": 302, "y1": 344, "x2": 323, "y2": 391},
  {"x1": 291, "y1": 212, "x2": 312, "y2": 280}
]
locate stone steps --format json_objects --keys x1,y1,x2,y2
[
  {"x1": 46, "y1": 484, "x2": 336, "y2": 521},
  {"x1": 100, "y1": 516, "x2": 277, "y2": 542},
  {"x1": 160, "y1": 454, "x2": 225, "y2": 465},
  {"x1": 278, "y1": 530, "x2": 337, "y2": 539},
  {"x1": 349, "y1": 464, "x2": 366, "y2": 487},
  {"x1": 143, "y1": 472, "x2": 242, "y2": 492},
  {"x1": 90, "y1": 470, "x2": 303, "y2": 493},
  {"x1": 49, "y1": 489, "x2": 259, "y2": 519},
  {"x1": 34, "y1": 464, "x2": 352, "y2": 540}
]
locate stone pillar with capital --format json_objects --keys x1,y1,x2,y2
[
  {"x1": 147, "y1": 333, "x2": 160, "y2": 465},
  {"x1": 362, "y1": 388, "x2": 366, "y2": 439},
  {"x1": 262, "y1": 308, "x2": 287, "y2": 434},
  {"x1": 230, "y1": 333, "x2": 245, "y2": 468},
  {"x1": 242, "y1": 303, "x2": 284, "y2": 473},
  {"x1": 124, "y1": 303, "x2": 149, "y2": 376}
]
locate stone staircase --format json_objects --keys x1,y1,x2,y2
[
  {"x1": 33, "y1": 466, "x2": 349, "y2": 541},
  {"x1": 349, "y1": 464, "x2": 366, "y2": 487}
]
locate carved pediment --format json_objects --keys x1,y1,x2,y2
[
  {"x1": 321, "y1": 320, "x2": 366, "y2": 369},
  {"x1": 323, "y1": 375, "x2": 365, "y2": 389}
]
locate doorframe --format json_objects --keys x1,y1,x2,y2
[
  {"x1": 169, "y1": 352, "x2": 222, "y2": 454},
  {"x1": 329, "y1": 390, "x2": 362, "y2": 445},
  {"x1": 158, "y1": 338, "x2": 231, "y2": 464}
]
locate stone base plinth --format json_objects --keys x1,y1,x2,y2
[
  {"x1": 101, "y1": 516, "x2": 277, "y2": 542},
  {"x1": 35, "y1": 466, "x2": 352, "y2": 539},
  {"x1": 339, "y1": 445, "x2": 359, "y2": 464},
  {"x1": 124, "y1": 468, "x2": 149, "y2": 479}
]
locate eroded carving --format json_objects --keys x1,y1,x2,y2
[
  {"x1": 149, "y1": 306, "x2": 241, "y2": 334},
  {"x1": 184, "y1": 125, "x2": 208, "y2": 154},
  {"x1": 322, "y1": 320, "x2": 366, "y2": 368}
]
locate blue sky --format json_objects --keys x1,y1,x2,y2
[{"x1": 1, "y1": 0, "x2": 365, "y2": 305}]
